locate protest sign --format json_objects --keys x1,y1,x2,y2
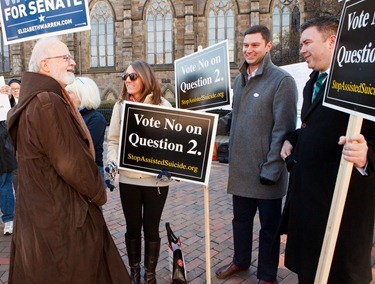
[
  {"x1": 175, "y1": 40, "x2": 231, "y2": 111},
  {"x1": 323, "y1": 0, "x2": 375, "y2": 121},
  {"x1": 118, "y1": 102, "x2": 218, "y2": 185},
  {"x1": 0, "y1": 94, "x2": 11, "y2": 121},
  {"x1": 0, "y1": 0, "x2": 90, "y2": 45},
  {"x1": 0, "y1": 76, "x2": 11, "y2": 121}
]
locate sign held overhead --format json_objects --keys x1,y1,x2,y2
[
  {"x1": 175, "y1": 40, "x2": 231, "y2": 111},
  {"x1": 324, "y1": 0, "x2": 375, "y2": 121},
  {"x1": 0, "y1": 0, "x2": 91, "y2": 45}
]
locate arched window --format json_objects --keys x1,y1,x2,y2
[
  {"x1": 208, "y1": 0, "x2": 235, "y2": 62},
  {"x1": 90, "y1": 1, "x2": 115, "y2": 68},
  {"x1": 272, "y1": 0, "x2": 300, "y2": 64},
  {"x1": 0, "y1": 31, "x2": 10, "y2": 73},
  {"x1": 146, "y1": 0, "x2": 173, "y2": 65}
]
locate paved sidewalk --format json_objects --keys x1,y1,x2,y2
[{"x1": 0, "y1": 161, "x2": 374, "y2": 283}]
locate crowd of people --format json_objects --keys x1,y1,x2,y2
[{"x1": 0, "y1": 15, "x2": 373, "y2": 284}]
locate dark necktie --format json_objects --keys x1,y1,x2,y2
[{"x1": 312, "y1": 72, "x2": 327, "y2": 102}]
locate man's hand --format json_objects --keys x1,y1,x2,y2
[
  {"x1": 339, "y1": 134, "x2": 368, "y2": 168},
  {"x1": 105, "y1": 161, "x2": 118, "y2": 191},
  {"x1": 280, "y1": 140, "x2": 293, "y2": 160}
]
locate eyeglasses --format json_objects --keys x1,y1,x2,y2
[
  {"x1": 122, "y1": 73, "x2": 139, "y2": 81},
  {"x1": 45, "y1": 54, "x2": 74, "y2": 62}
]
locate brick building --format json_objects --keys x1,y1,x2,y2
[{"x1": 0, "y1": 0, "x2": 342, "y2": 101}]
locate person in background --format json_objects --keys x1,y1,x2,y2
[
  {"x1": 214, "y1": 25, "x2": 298, "y2": 284},
  {"x1": 0, "y1": 120, "x2": 16, "y2": 235},
  {"x1": 280, "y1": 16, "x2": 375, "y2": 284},
  {"x1": 0, "y1": 79, "x2": 20, "y2": 192},
  {"x1": 7, "y1": 36, "x2": 130, "y2": 283},
  {"x1": 8, "y1": 78, "x2": 21, "y2": 107},
  {"x1": 66, "y1": 77, "x2": 107, "y2": 183},
  {"x1": 106, "y1": 60, "x2": 172, "y2": 284},
  {"x1": 0, "y1": 78, "x2": 21, "y2": 107}
]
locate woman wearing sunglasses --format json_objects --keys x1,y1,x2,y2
[{"x1": 106, "y1": 60, "x2": 172, "y2": 284}]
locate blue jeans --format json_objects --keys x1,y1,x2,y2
[
  {"x1": 0, "y1": 172, "x2": 15, "y2": 223},
  {"x1": 98, "y1": 166, "x2": 105, "y2": 211},
  {"x1": 232, "y1": 195, "x2": 282, "y2": 281},
  {"x1": 98, "y1": 166, "x2": 105, "y2": 187}
]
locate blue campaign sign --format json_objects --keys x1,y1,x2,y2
[{"x1": 0, "y1": 0, "x2": 90, "y2": 45}]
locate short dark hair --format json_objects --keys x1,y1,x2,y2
[
  {"x1": 243, "y1": 25, "x2": 271, "y2": 43},
  {"x1": 8, "y1": 78, "x2": 21, "y2": 86},
  {"x1": 301, "y1": 16, "x2": 339, "y2": 40}
]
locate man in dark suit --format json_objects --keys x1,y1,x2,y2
[{"x1": 280, "y1": 16, "x2": 375, "y2": 284}]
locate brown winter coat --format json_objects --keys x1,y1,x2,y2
[{"x1": 7, "y1": 72, "x2": 130, "y2": 283}]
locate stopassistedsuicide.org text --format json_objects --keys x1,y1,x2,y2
[{"x1": 127, "y1": 153, "x2": 199, "y2": 174}]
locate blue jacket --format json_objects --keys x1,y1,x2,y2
[{"x1": 80, "y1": 108, "x2": 106, "y2": 167}]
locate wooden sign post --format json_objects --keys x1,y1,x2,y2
[
  {"x1": 314, "y1": 115, "x2": 363, "y2": 283},
  {"x1": 204, "y1": 185, "x2": 211, "y2": 283}
]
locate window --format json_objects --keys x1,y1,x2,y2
[
  {"x1": 146, "y1": 0, "x2": 173, "y2": 65},
  {"x1": 208, "y1": 0, "x2": 235, "y2": 62},
  {"x1": 272, "y1": 0, "x2": 300, "y2": 64},
  {"x1": 0, "y1": 31, "x2": 10, "y2": 73},
  {"x1": 90, "y1": 1, "x2": 114, "y2": 68}
]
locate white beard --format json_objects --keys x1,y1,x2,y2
[{"x1": 51, "y1": 69, "x2": 75, "y2": 86}]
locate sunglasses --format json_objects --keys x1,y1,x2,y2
[{"x1": 122, "y1": 73, "x2": 139, "y2": 81}]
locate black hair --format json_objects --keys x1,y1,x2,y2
[
  {"x1": 7, "y1": 78, "x2": 21, "y2": 86},
  {"x1": 243, "y1": 25, "x2": 271, "y2": 43},
  {"x1": 301, "y1": 16, "x2": 339, "y2": 40}
]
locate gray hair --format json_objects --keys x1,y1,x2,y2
[
  {"x1": 28, "y1": 36, "x2": 62, "y2": 72},
  {"x1": 65, "y1": 77, "x2": 102, "y2": 110}
]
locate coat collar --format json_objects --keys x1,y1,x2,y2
[
  {"x1": 301, "y1": 71, "x2": 326, "y2": 121},
  {"x1": 7, "y1": 72, "x2": 65, "y2": 144},
  {"x1": 239, "y1": 52, "x2": 273, "y2": 86}
]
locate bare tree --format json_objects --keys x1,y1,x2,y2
[{"x1": 272, "y1": 1, "x2": 345, "y2": 66}]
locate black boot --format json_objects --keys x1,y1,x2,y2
[
  {"x1": 144, "y1": 239, "x2": 160, "y2": 284},
  {"x1": 125, "y1": 236, "x2": 141, "y2": 284}
]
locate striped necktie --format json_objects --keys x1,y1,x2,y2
[{"x1": 312, "y1": 72, "x2": 327, "y2": 102}]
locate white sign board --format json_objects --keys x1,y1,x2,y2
[{"x1": 0, "y1": 76, "x2": 11, "y2": 121}]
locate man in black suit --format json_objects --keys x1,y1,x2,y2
[{"x1": 280, "y1": 16, "x2": 375, "y2": 284}]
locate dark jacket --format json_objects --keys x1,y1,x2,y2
[
  {"x1": 7, "y1": 72, "x2": 130, "y2": 283},
  {"x1": 283, "y1": 71, "x2": 375, "y2": 284},
  {"x1": 80, "y1": 108, "x2": 106, "y2": 167},
  {"x1": 0, "y1": 121, "x2": 17, "y2": 174}
]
